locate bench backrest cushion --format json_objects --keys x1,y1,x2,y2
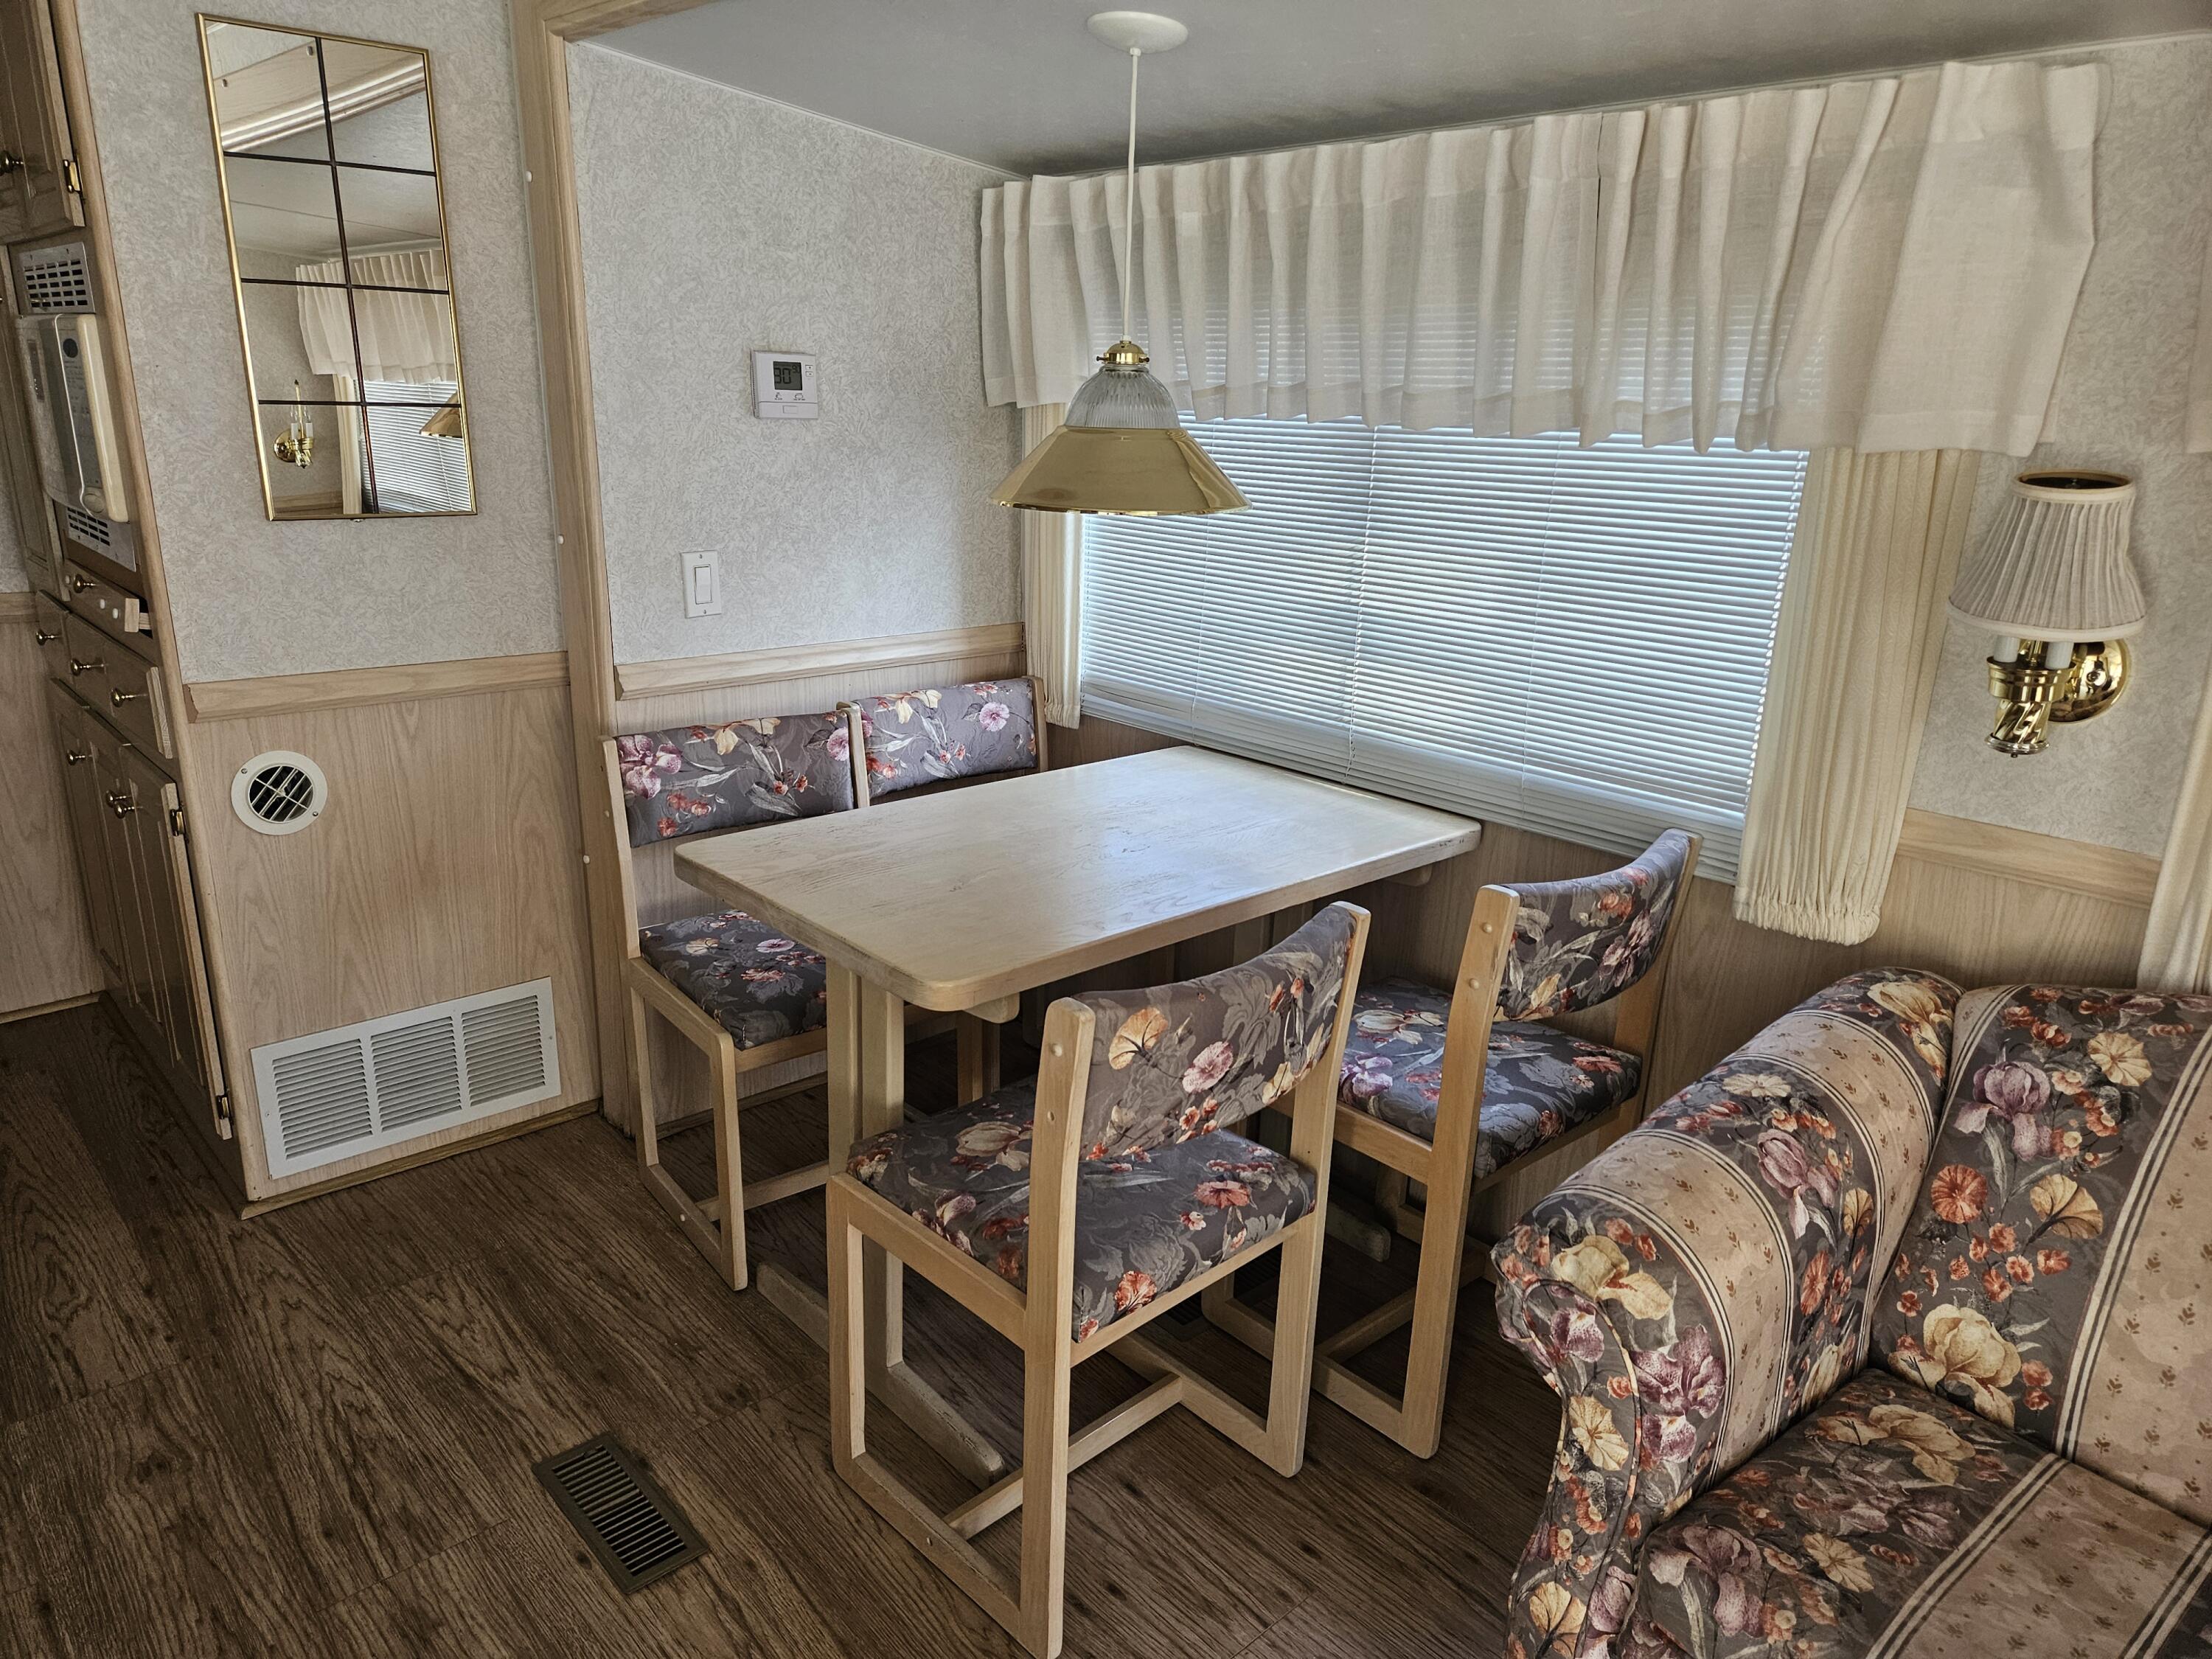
[
  {"x1": 1869, "y1": 983, "x2": 2212, "y2": 1523},
  {"x1": 615, "y1": 714, "x2": 854, "y2": 846},
  {"x1": 855, "y1": 679, "x2": 1038, "y2": 796}
]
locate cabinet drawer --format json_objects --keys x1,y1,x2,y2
[
  {"x1": 60, "y1": 557, "x2": 156, "y2": 652},
  {"x1": 61, "y1": 612, "x2": 170, "y2": 759},
  {"x1": 32, "y1": 589, "x2": 70, "y2": 682}
]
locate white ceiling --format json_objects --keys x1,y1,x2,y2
[{"x1": 597, "y1": 0, "x2": 2208, "y2": 175}]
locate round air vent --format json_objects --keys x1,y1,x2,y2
[{"x1": 232, "y1": 751, "x2": 328, "y2": 836}]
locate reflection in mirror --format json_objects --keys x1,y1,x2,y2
[
  {"x1": 204, "y1": 23, "x2": 327, "y2": 159},
  {"x1": 201, "y1": 17, "x2": 474, "y2": 519}
]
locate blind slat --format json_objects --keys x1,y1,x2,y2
[{"x1": 1081, "y1": 419, "x2": 1806, "y2": 877}]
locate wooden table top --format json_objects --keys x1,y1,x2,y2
[{"x1": 672, "y1": 747, "x2": 1482, "y2": 1011}]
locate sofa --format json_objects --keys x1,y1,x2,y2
[{"x1": 1492, "y1": 969, "x2": 2212, "y2": 1659}]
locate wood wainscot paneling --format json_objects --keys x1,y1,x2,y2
[
  {"x1": 181, "y1": 671, "x2": 599, "y2": 1203},
  {"x1": 1054, "y1": 715, "x2": 2158, "y2": 1239},
  {"x1": 0, "y1": 605, "x2": 104, "y2": 1018},
  {"x1": 606, "y1": 633, "x2": 1029, "y2": 1135}
]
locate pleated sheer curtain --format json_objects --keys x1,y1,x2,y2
[{"x1": 982, "y1": 58, "x2": 2102, "y2": 940}]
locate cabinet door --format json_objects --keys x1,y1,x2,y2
[
  {"x1": 0, "y1": 0, "x2": 82, "y2": 239},
  {"x1": 43, "y1": 679, "x2": 121, "y2": 975},
  {"x1": 86, "y1": 720, "x2": 159, "y2": 1023}
]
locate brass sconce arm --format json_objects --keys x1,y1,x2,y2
[{"x1": 1983, "y1": 638, "x2": 2129, "y2": 757}]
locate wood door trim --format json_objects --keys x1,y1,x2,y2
[
  {"x1": 184, "y1": 651, "x2": 571, "y2": 721},
  {"x1": 614, "y1": 624, "x2": 1026, "y2": 703},
  {"x1": 1896, "y1": 807, "x2": 2159, "y2": 909}
]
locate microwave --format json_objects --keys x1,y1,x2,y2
[{"x1": 15, "y1": 307, "x2": 131, "y2": 524}]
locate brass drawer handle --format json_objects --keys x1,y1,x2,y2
[
  {"x1": 69, "y1": 655, "x2": 102, "y2": 676},
  {"x1": 64, "y1": 748, "x2": 89, "y2": 766},
  {"x1": 69, "y1": 574, "x2": 94, "y2": 594},
  {"x1": 111, "y1": 687, "x2": 142, "y2": 707},
  {"x1": 107, "y1": 791, "x2": 136, "y2": 818},
  {"x1": 35, "y1": 627, "x2": 59, "y2": 644},
  {"x1": 0, "y1": 153, "x2": 19, "y2": 178}
]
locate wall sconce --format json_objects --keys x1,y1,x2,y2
[
  {"x1": 1946, "y1": 470, "x2": 2145, "y2": 757},
  {"x1": 272, "y1": 379, "x2": 314, "y2": 469}
]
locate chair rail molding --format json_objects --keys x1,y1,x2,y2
[
  {"x1": 615, "y1": 624, "x2": 1026, "y2": 703},
  {"x1": 1896, "y1": 807, "x2": 2160, "y2": 908},
  {"x1": 185, "y1": 652, "x2": 571, "y2": 721}
]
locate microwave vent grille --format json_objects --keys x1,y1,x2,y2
[{"x1": 18, "y1": 243, "x2": 92, "y2": 313}]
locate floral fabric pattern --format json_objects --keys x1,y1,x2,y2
[
  {"x1": 1868, "y1": 986, "x2": 2212, "y2": 1500},
  {"x1": 639, "y1": 910, "x2": 828, "y2": 1050},
  {"x1": 1337, "y1": 978, "x2": 1641, "y2": 1175},
  {"x1": 616, "y1": 713, "x2": 854, "y2": 846},
  {"x1": 1500, "y1": 830, "x2": 1696, "y2": 1021},
  {"x1": 1492, "y1": 970, "x2": 1959, "y2": 1659},
  {"x1": 852, "y1": 680, "x2": 1039, "y2": 796},
  {"x1": 1632, "y1": 1369, "x2": 2049, "y2": 1659},
  {"x1": 845, "y1": 1082, "x2": 1316, "y2": 1341},
  {"x1": 1076, "y1": 905, "x2": 1358, "y2": 1160}
]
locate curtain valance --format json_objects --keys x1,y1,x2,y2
[{"x1": 981, "y1": 60, "x2": 2101, "y2": 454}]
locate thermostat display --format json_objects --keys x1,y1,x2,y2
[{"x1": 753, "y1": 349, "x2": 818, "y2": 419}]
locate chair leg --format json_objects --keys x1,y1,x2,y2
[
  {"x1": 827, "y1": 1180, "x2": 867, "y2": 1473},
  {"x1": 1016, "y1": 1335, "x2": 1072, "y2": 1659},
  {"x1": 1389, "y1": 1158, "x2": 1475, "y2": 1459},
  {"x1": 1261, "y1": 1214, "x2": 1326, "y2": 1477},
  {"x1": 629, "y1": 981, "x2": 661, "y2": 1173},
  {"x1": 709, "y1": 1031, "x2": 749, "y2": 1292}
]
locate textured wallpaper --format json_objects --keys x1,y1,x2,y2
[
  {"x1": 568, "y1": 45, "x2": 1021, "y2": 667},
  {"x1": 74, "y1": 0, "x2": 560, "y2": 681},
  {"x1": 1908, "y1": 36, "x2": 2212, "y2": 857}
]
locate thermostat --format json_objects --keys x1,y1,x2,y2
[{"x1": 752, "y1": 349, "x2": 817, "y2": 419}]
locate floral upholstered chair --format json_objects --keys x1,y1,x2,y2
[
  {"x1": 826, "y1": 905, "x2": 1371, "y2": 1659},
  {"x1": 1492, "y1": 974, "x2": 2212, "y2": 1659},
  {"x1": 605, "y1": 714, "x2": 966, "y2": 1294},
  {"x1": 1211, "y1": 830, "x2": 1699, "y2": 1459},
  {"x1": 844, "y1": 676, "x2": 1045, "y2": 798}
]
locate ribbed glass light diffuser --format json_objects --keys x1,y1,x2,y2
[
  {"x1": 992, "y1": 341, "x2": 1249, "y2": 515},
  {"x1": 1947, "y1": 470, "x2": 2146, "y2": 639}
]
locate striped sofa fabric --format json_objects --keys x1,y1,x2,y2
[{"x1": 1492, "y1": 974, "x2": 2212, "y2": 1659}]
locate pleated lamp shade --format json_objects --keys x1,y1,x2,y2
[{"x1": 1947, "y1": 470, "x2": 2146, "y2": 639}]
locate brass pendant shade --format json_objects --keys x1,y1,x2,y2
[{"x1": 991, "y1": 15, "x2": 1247, "y2": 518}]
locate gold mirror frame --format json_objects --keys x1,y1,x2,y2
[{"x1": 198, "y1": 15, "x2": 476, "y2": 521}]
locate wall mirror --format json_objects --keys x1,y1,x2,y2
[{"x1": 198, "y1": 16, "x2": 474, "y2": 520}]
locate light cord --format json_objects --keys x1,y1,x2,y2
[{"x1": 1121, "y1": 46, "x2": 1139, "y2": 343}]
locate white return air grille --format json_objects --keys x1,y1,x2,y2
[{"x1": 250, "y1": 979, "x2": 560, "y2": 1178}]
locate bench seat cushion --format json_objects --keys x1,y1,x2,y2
[{"x1": 639, "y1": 910, "x2": 828, "y2": 1051}]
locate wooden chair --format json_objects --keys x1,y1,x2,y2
[
  {"x1": 825, "y1": 904, "x2": 1371, "y2": 1659},
  {"x1": 1208, "y1": 830, "x2": 1700, "y2": 1458},
  {"x1": 609, "y1": 709, "x2": 978, "y2": 1293}
]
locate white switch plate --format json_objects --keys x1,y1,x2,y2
[{"x1": 681, "y1": 549, "x2": 723, "y2": 618}]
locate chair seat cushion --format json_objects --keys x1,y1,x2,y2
[
  {"x1": 639, "y1": 910, "x2": 828, "y2": 1051},
  {"x1": 1336, "y1": 979, "x2": 1641, "y2": 1178},
  {"x1": 846, "y1": 1083, "x2": 1316, "y2": 1341},
  {"x1": 1630, "y1": 1368, "x2": 2212, "y2": 1659}
]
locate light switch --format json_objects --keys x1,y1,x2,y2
[{"x1": 681, "y1": 549, "x2": 723, "y2": 618}]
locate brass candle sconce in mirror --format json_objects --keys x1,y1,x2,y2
[{"x1": 198, "y1": 16, "x2": 476, "y2": 520}]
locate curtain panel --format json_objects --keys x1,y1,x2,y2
[
  {"x1": 981, "y1": 60, "x2": 2101, "y2": 455},
  {"x1": 1020, "y1": 404, "x2": 1083, "y2": 727}
]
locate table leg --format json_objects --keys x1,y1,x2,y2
[{"x1": 772, "y1": 966, "x2": 1003, "y2": 1485}]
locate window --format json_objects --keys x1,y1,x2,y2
[{"x1": 1079, "y1": 420, "x2": 1809, "y2": 877}]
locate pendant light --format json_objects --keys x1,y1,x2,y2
[{"x1": 991, "y1": 11, "x2": 1248, "y2": 517}]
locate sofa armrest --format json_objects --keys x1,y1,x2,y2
[{"x1": 1490, "y1": 968, "x2": 1958, "y2": 1659}]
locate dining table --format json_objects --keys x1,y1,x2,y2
[{"x1": 672, "y1": 744, "x2": 1484, "y2": 1480}]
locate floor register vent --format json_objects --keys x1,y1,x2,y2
[
  {"x1": 249, "y1": 979, "x2": 560, "y2": 1177},
  {"x1": 534, "y1": 1435, "x2": 708, "y2": 1594}
]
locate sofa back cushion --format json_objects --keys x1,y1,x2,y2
[
  {"x1": 855, "y1": 679, "x2": 1039, "y2": 796},
  {"x1": 1869, "y1": 984, "x2": 2212, "y2": 1524},
  {"x1": 614, "y1": 714, "x2": 854, "y2": 846}
]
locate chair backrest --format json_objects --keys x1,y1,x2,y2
[
  {"x1": 1071, "y1": 905, "x2": 1366, "y2": 1161},
  {"x1": 611, "y1": 713, "x2": 856, "y2": 847},
  {"x1": 1497, "y1": 828, "x2": 1697, "y2": 1021},
  {"x1": 848, "y1": 678, "x2": 1042, "y2": 799},
  {"x1": 1868, "y1": 982, "x2": 2212, "y2": 1526}
]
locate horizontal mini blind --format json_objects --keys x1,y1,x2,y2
[
  {"x1": 1081, "y1": 420, "x2": 1808, "y2": 877},
  {"x1": 364, "y1": 379, "x2": 472, "y2": 514}
]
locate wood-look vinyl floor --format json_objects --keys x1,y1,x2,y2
[{"x1": 0, "y1": 1006, "x2": 1556, "y2": 1659}]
